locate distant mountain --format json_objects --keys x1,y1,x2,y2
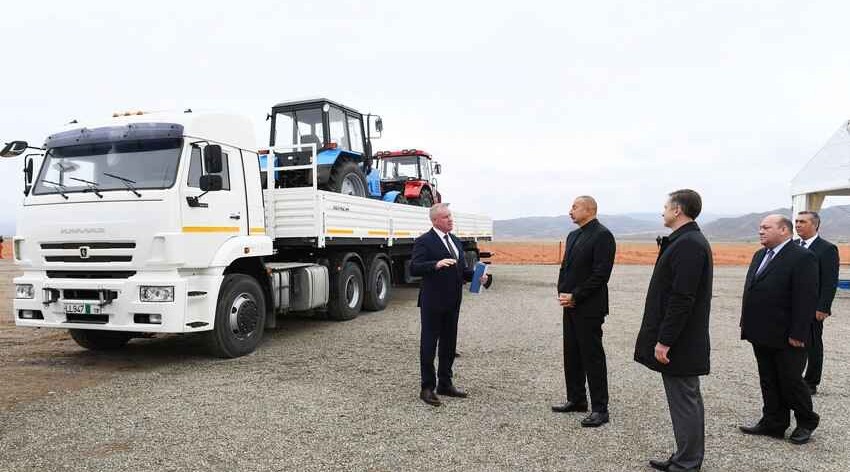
[
  {"x1": 703, "y1": 205, "x2": 850, "y2": 242},
  {"x1": 494, "y1": 214, "x2": 664, "y2": 240},
  {"x1": 495, "y1": 205, "x2": 850, "y2": 242}
]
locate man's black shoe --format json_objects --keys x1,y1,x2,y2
[
  {"x1": 580, "y1": 411, "x2": 609, "y2": 427},
  {"x1": 551, "y1": 401, "x2": 588, "y2": 413},
  {"x1": 739, "y1": 422, "x2": 785, "y2": 439},
  {"x1": 649, "y1": 458, "x2": 671, "y2": 471},
  {"x1": 436, "y1": 385, "x2": 468, "y2": 398},
  {"x1": 789, "y1": 426, "x2": 814, "y2": 445},
  {"x1": 419, "y1": 389, "x2": 441, "y2": 406}
]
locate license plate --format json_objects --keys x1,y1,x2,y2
[{"x1": 64, "y1": 303, "x2": 101, "y2": 315}]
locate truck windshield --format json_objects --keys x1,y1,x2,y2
[
  {"x1": 380, "y1": 156, "x2": 420, "y2": 180},
  {"x1": 32, "y1": 138, "x2": 183, "y2": 196}
]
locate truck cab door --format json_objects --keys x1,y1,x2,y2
[{"x1": 180, "y1": 144, "x2": 247, "y2": 266}]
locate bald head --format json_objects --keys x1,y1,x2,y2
[
  {"x1": 569, "y1": 195, "x2": 598, "y2": 227},
  {"x1": 758, "y1": 214, "x2": 793, "y2": 248}
]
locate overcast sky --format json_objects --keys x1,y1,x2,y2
[{"x1": 3, "y1": 0, "x2": 850, "y2": 230}]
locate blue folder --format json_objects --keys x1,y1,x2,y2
[{"x1": 469, "y1": 262, "x2": 488, "y2": 293}]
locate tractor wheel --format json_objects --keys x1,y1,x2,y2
[
  {"x1": 394, "y1": 193, "x2": 408, "y2": 204},
  {"x1": 417, "y1": 188, "x2": 434, "y2": 207},
  {"x1": 327, "y1": 160, "x2": 368, "y2": 197}
]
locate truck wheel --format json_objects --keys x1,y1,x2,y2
[
  {"x1": 206, "y1": 274, "x2": 266, "y2": 358},
  {"x1": 363, "y1": 257, "x2": 392, "y2": 311},
  {"x1": 417, "y1": 188, "x2": 434, "y2": 207},
  {"x1": 328, "y1": 261, "x2": 364, "y2": 320},
  {"x1": 69, "y1": 329, "x2": 133, "y2": 350},
  {"x1": 327, "y1": 160, "x2": 368, "y2": 197},
  {"x1": 465, "y1": 250, "x2": 479, "y2": 268}
]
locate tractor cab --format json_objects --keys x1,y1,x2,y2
[
  {"x1": 264, "y1": 98, "x2": 382, "y2": 197},
  {"x1": 374, "y1": 149, "x2": 442, "y2": 206}
]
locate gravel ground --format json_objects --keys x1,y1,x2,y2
[{"x1": 0, "y1": 265, "x2": 848, "y2": 472}]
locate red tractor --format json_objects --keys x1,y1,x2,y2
[{"x1": 373, "y1": 149, "x2": 442, "y2": 206}]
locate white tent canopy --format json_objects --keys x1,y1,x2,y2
[{"x1": 791, "y1": 120, "x2": 850, "y2": 216}]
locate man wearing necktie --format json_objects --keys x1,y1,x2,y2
[
  {"x1": 794, "y1": 211, "x2": 839, "y2": 395},
  {"x1": 411, "y1": 203, "x2": 490, "y2": 406},
  {"x1": 739, "y1": 215, "x2": 820, "y2": 445},
  {"x1": 551, "y1": 196, "x2": 616, "y2": 427}
]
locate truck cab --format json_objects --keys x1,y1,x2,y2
[
  {"x1": 9, "y1": 111, "x2": 278, "y2": 357},
  {"x1": 266, "y1": 98, "x2": 382, "y2": 197}
]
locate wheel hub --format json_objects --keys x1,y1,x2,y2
[{"x1": 229, "y1": 294, "x2": 259, "y2": 340}]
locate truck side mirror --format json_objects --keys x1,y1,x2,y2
[
  {"x1": 434, "y1": 163, "x2": 442, "y2": 175},
  {"x1": 375, "y1": 117, "x2": 383, "y2": 133},
  {"x1": 199, "y1": 174, "x2": 223, "y2": 192},
  {"x1": 203, "y1": 145, "x2": 223, "y2": 173},
  {"x1": 23, "y1": 157, "x2": 34, "y2": 196},
  {"x1": 1, "y1": 140, "x2": 29, "y2": 158}
]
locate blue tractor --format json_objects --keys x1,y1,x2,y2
[{"x1": 262, "y1": 98, "x2": 383, "y2": 197}]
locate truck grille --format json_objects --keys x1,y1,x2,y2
[
  {"x1": 63, "y1": 289, "x2": 119, "y2": 300},
  {"x1": 47, "y1": 271, "x2": 136, "y2": 279},
  {"x1": 40, "y1": 241, "x2": 135, "y2": 264}
]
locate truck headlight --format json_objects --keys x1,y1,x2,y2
[
  {"x1": 15, "y1": 284, "x2": 35, "y2": 299},
  {"x1": 140, "y1": 286, "x2": 174, "y2": 302}
]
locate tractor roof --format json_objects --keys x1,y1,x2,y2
[
  {"x1": 271, "y1": 98, "x2": 362, "y2": 115},
  {"x1": 374, "y1": 149, "x2": 432, "y2": 159}
]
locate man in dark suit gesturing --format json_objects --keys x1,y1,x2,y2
[
  {"x1": 411, "y1": 203, "x2": 489, "y2": 406},
  {"x1": 794, "y1": 211, "x2": 840, "y2": 395},
  {"x1": 740, "y1": 215, "x2": 820, "y2": 445},
  {"x1": 551, "y1": 196, "x2": 616, "y2": 427}
]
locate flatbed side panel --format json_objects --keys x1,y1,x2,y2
[
  {"x1": 264, "y1": 188, "x2": 493, "y2": 242},
  {"x1": 389, "y1": 202, "x2": 432, "y2": 241},
  {"x1": 322, "y1": 191, "x2": 391, "y2": 239},
  {"x1": 265, "y1": 187, "x2": 319, "y2": 239}
]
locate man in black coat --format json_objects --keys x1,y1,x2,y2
[
  {"x1": 551, "y1": 196, "x2": 616, "y2": 427},
  {"x1": 739, "y1": 214, "x2": 820, "y2": 445},
  {"x1": 411, "y1": 203, "x2": 489, "y2": 406},
  {"x1": 794, "y1": 211, "x2": 840, "y2": 395},
  {"x1": 635, "y1": 190, "x2": 712, "y2": 472}
]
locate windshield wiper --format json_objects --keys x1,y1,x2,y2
[
  {"x1": 69, "y1": 177, "x2": 103, "y2": 198},
  {"x1": 41, "y1": 179, "x2": 70, "y2": 200},
  {"x1": 103, "y1": 172, "x2": 141, "y2": 197}
]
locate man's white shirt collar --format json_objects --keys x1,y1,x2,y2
[{"x1": 801, "y1": 234, "x2": 819, "y2": 248}]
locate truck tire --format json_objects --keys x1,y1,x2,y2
[
  {"x1": 327, "y1": 160, "x2": 368, "y2": 197},
  {"x1": 363, "y1": 257, "x2": 391, "y2": 311},
  {"x1": 206, "y1": 274, "x2": 266, "y2": 358},
  {"x1": 69, "y1": 329, "x2": 133, "y2": 351},
  {"x1": 416, "y1": 187, "x2": 433, "y2": 207},
  {"x1": 465, "y1": 250, "x2": 479, "y2": 268},
  {"x1": 327, "y1": 261, "x2": 364, "y2": 320}
]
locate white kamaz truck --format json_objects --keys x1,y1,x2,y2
[{"x1": 4, "y1": 100, "x2": 492, "y2": 357}]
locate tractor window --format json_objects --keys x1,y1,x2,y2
[
  {"x1": 420, "y1": 157, "x2": 431, "y2": 181},
  {"x1": 347, "y1": 115, "x2": 363, "y2": 154},
  {"x1": 274, "y1": 112, "x2": 295, "y2": 148},
  {"x1": 187, "y1": 146, "x2": 230, "y2": 190},
  {"x1": 274, "y1": 108, "x2": 323, "y2": 150},
  {"x1": 328, "y1": 106, "x2": 349, "y2": 151},
  {"x1": 380, "y1": 156, "x2": 419, "y2": 180}
]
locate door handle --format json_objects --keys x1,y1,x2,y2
[{"x1": 229, "y1": 213, "x2": 241, "y2": 220}]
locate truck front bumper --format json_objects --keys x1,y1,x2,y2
[{"x1": 12, "y1": 272, "x2": 221, "y2": 333}]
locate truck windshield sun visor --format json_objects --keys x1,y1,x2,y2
[{"x1": 45, "y1": 123, "x2": 184, "y2": 149}]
